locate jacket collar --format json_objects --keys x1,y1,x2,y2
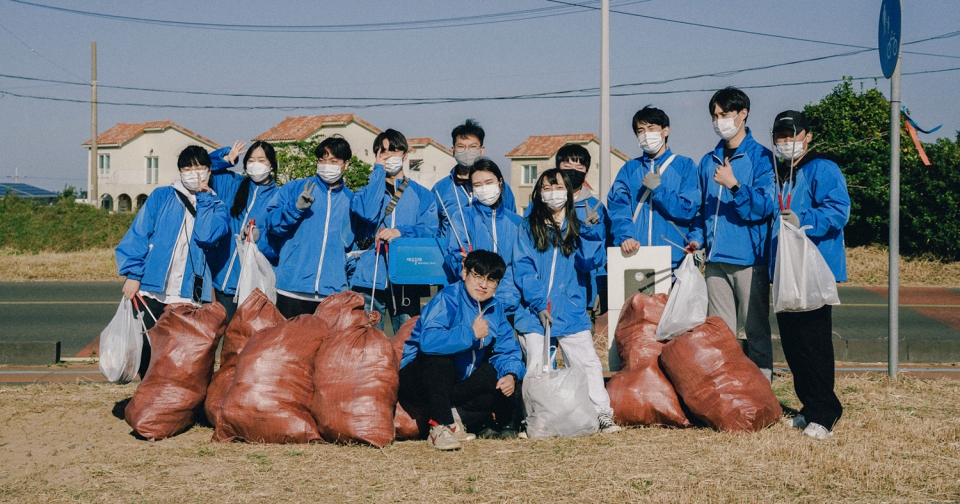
[
  {"x1": 314, "y1": 174, "x2": 346, "y2": 193},
  {"x1": 457, "y1": 279, "x2": 493, "y2": 314},
  {"x1": 639, "y1": 146, "x2": 675, "y2": 167},
  {"x1": 712, "y1": 127, "x2": 756, "y2": 162}
]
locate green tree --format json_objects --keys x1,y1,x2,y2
[
  {"x1": 802, "y1": 79, "x2": 960, "y2": 259},
  {"x1": 274, "y1": 138, "x2": 372, "y2": 192}
]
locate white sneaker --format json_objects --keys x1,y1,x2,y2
[
  {"x1": 598, "y1": 413, "x2": 622, "y2": 434},
  {"x1": 790, "y1": 414, "x2": 808, "y2": 430},
  {"x1": 450, "y1": 419, "x2": 476, "y2": 442},
  {"x1": 428, "y1": 424, "x2": 462, "y2": 451},
  {"x1": 803, "y1": 422, "x2": 834, "y2": 440}
]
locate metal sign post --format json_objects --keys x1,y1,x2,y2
[{"x1": 879, "y1": 0, "x2": 902, "y2": 379}]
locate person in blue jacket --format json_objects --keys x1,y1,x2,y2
[
  {"x1": 608, "y1": 106, "x2": 700, "y2": 270},
  {"x1": 688, "y1": 87, "x2": 777, "y2": 382},
  {"x1": 350, "y1": 129, "x2": 439, "y2": 332},
  {"x1": 513, "y1": 168, "x2": 621, "y2": 434},
  {"x1": 116, "y1": 145, "x2": 230, "y2": 377},
  {"x1": 206, "y1": 140, "x2": 279, "y2": 322},
  {"x1": 769, "y1": 110, "x2": 850, "y2": 440},
  {"x1": 433, "y1": 119, "x2": 516, "y2": 250},
  {"x1": 399, "y1": 250, "x2": 526, "y2": 450},
  {"x1": 443, "y1": 158, "x2": 522, "y2": 316},
  {"x1": 555, "y1": 143, "x2": 610, "y2": 319},
  {"x1": 265, "y1": 136, "x2": 356, "y2": 319}
]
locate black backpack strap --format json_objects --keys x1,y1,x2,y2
[
  {"x1": 383, "y1": 178, "x2": 409, "y2": 219},
  {"x1": 173, "y1": 190, "x2": 197, "y2": 218}
]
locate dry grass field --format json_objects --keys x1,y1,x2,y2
[{"x1": 1, "y1": 374, "x2": 958, "y2": 503}]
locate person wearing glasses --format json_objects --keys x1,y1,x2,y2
[
  {"x1": 398, "y1": 250, "x2": 526, "y2": 450},
  {"x1": 433, "y1": 119, "x2": 517, "y2": 272},
  {"x1": 116, "y1": 145, "x2": 230, "y2": 377}
]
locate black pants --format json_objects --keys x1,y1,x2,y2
[
  {"x1": 399, "y1": 353, "x2": 522, "y2": 433},
  {"x1": 134, "y1": 295, "x2": 167, "y2": 380},
  {"x1": 214, "y1": 289, "x2": 238, "y2": 325},
  {"x1": 276, "y1": 293, "x2": 323, "y2": 319},
  {"x1": 777, "y1": 305, "x2": 843, "y2": 429}
]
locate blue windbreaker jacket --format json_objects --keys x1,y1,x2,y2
[
  {"x1": 265, "y1": 175, "x2": 355, "y2": 297},
  {"x1": 116, "y1": 185, "x2": 229, "y2": 302},
  {"x1": 769, "y1": 154, "x2": 850, "y2": 282},
  {"x1": 512, "y1": 217, "x2": 605, "y2": 336},
  {"x1": 689, "y1": 128, "x2": 776, "y2": 266},
  {"x1": 607, "y1": 148, "x2": 700, "y2": 269},
  {"x1": 399, "y1": 281, "x2": 526, "y2": 382},
  {"x1": 434, "y1": 166, "x2": 517, "y2": 243},
  {"x1": 349, "y1": 164, "x2": 439, "y2": 289},
  {"x1": 444, "y1": 200, "x2": 523, "y2": 314},
  {"x1": 206, "y1": 147, "x2": 279, "y2": 295}
]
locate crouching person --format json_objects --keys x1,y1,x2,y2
[{"x1": 398, "y1": 250, "x2": 526, "y2": 450}]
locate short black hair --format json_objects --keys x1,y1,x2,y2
[
  {"x1": 373, "y1": 129, "x2": 408, "y2": 155},
  {"x1": 555, "y1": 144, "x2": 591, "y2": 171},
  {"x1": 316, "y1": 135, "x2": 352, "y2": 162},
  {"x1": 451, "y1": 118, "x2": 485, "y2": 146},
  {"x1": 463, "y1": 249, "x2": 506, "y2": 282},
  {"x1": 469, "y1": 157, "x2": 504, "y2": 182},
  {"x1": 709, "y1": 87, "x2": 751, "y2": 115},
  {"x1": 632, "y1": 106, "x2": 670, "y2": 133},
  {"x1": 177, "y1": 145, "x2": 211, "y2": 170}
]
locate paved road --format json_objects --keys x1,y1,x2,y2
[{"x1": 1, "y1": 282, "x2": 959, "y2": 361}]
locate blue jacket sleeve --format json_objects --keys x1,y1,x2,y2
[
  {"x1": 578, "y1": 200, "x2": 608, "y2": 243},
  {"x1": 513, "y1": 224, "x2": 549, "y2": 314},
  {"x1": 575, "y1": 225, "x2": 606, "y2": 272},
  {"x1": 446, "y1": 230, "x2": 465, "y2": 277},
  {"x1": 801, "y1": 163, "x2": 850, "y2": 239},
  {"x1": 501, "y1": 184, "x2": 517, "y2": 214},
  {"x1": 115, "y1": 194, "x2": 159, "y2": 281},
  {"x1": 209, "y1": 146, "x2": 235, "y2": 172},
  {"x1": 652, "y1": 157, "x2": 700, "y2": 224},
  {"x1": 686, "y1": 158, "x2": 709, "y2": 247},
  {"x1": 733, "y1": 155, "x2": 775, "y2": 223},
  {"x1": 193, "y1": 192, "x2": 230, "y2": 248},
  {"x1": 397, "y1": 188, "x2": 439, "y2": 238},
  {"x1": 488, "y1": 306, "x2": 526, "y2": 380},
  {"x1": 265, "y1": 183, "x2": 306, "y2": 239},
  {"x1": 350, "y1": 164, "x2": 387, "y2": 227},
  {"x1": 608, "y1": 167, "x2": 639, "y2": 245},
  {"x1": 417, "y1": 295, "x2": 478, "y2": 356}
]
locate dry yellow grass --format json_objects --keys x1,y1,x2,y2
[
  {"x1": 0, "y1": 375, "x2": 958, "y2": 503},
  {"x1": 845, "y1": 245, "x2": 960, "y2": 286},
  {"x1": 0, "y1": 248, "x2": 122, "y2": 282}
]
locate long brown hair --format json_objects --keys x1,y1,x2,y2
[{"x1": 527, "y1": 168, "x2": 579, "y2": 256}]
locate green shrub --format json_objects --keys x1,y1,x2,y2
[{"x1": 0, "y1": 191, "x2": 134, "y2": 253}]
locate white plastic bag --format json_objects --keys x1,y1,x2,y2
[
  {"x1": 522, "y1": 325, "x2": 599, "y2": 439},
  {"x1": 98, "y1": 297, "x2": 144, "y2": 384},
  {"x1": 655, "y1": 253, "x2": 708, "y2": 341},
  {"x1": 234, "y1": 234, "x2": 276, "y2": 306},
  {"x1": 773, "y1": 218, "x2": 840, "y2": 313}
]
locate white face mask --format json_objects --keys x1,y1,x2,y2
[
  {"x1": 713, "y1": 116, "x2": 742, "y2": 141},
  {"x1": 316, "y1": 163, "x2": 344, "y2": 184},
  {"x1": 776, "y1": 141, "x2": 805, "y2": 161},
  {"x1": 383, "y1": 155, "x2": 404, "y2": 175},
  {"x1": 245, "y1": 161, "x2": 272, "y2": 183},
  {"x1": 180, "y1": 169, "x2": 208, "y2": 192},
  {"x1": 473, "y1": 184, "x2": 501, "y2": 206},
  {"x1": 541, "y1": 190, "x2": 567, "y2": 211},
  {"x1": 637, "y1": 131, "x2": 664, "y2": 155}
]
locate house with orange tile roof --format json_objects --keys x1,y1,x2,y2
[
  {"x1": 82, "y1": 121, "x2": 221, "y2": 212},
  {"x1": 253, "y1": 114, "x2": 454, "y2": 189},
  {"x1": 505, "y1": 133, "x2": 629, "y2": 212}
]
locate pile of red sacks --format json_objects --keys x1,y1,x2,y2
[{"x1": 606, "y1": 293, "x2": 782, "y2": 433}]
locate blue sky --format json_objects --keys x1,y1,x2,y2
[{"x1": 1, "y1": 0, "x2": 958, "y2": 192}]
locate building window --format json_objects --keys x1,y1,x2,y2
[
  {"x1": 522, "y1": 164, "x2": 538, "y2": 185},
  {"x1": 409, "y1": 159, "x2": 423, "y2": 172},
  {"x1": 145, "y1": 157, "x2": 159, "y2": 184},
  {"x1": 98, "y1": 154, "x2": 111, "y2": 176},
  {"x1": 100, "y1": 194, "x2": 113, "y2": 211}
]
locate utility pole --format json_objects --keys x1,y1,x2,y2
[
  {"x1": 599, "y1": 0, "x2": 610, "y2": 202},
  {"x1": 90, "y1": 41, "x2": 98, "y2": 207},
  {"x1": 888, "y1": 51, "x2": 901, "y2": 379}
]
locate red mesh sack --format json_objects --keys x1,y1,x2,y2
[
  {"x1": 605, "y1": 293, "x2": 690, "y2": 428},
  {"x1": 125, "y1": 302, "x2": 227, "y2": 440},
  {"x1": 390, "y1": 316, "x2": 429, "y2": 440},
  {"x1": 220, "y1": 314, "x2": 329, "y2": 443},
  {"x1": 206, "y1": 289, "x2": 285, "y2": 442},
  {"x1": 659, "y1": 317, "x2": 783, "y2": 433},
  {"x1": 310, "y1": 292, "x2": 397, "y2": 447}
]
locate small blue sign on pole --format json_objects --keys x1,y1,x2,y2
[{"x1": 879, "y1": 0, "x2": 901, "y2": 78}]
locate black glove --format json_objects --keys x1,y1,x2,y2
[
  {"x1": 538, "y1": 309, "x2": 554, "y2": 330},
  {"x1": 296, "y1": 180, "x2": 316, "y2": 211},
  {"x1": 642, "y1": 172, "x2": 661, "y2": 191},
  {"x1": 781, "y1": 209, "x2": 800, "y2": 227}
]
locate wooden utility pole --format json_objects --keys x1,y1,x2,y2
[{"x1": 90, "y1": 41, "x2": 98, "y2": 206}]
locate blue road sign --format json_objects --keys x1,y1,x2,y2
[{"x1": 879, "y1": 0, "x2": 901, "y2": 78}]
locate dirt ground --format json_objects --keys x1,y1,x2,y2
[{"x1": 1, "y1": 374, "x2": 958, "y2": 503}]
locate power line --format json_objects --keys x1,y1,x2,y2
[
  {"x1": 7, "y1": 0, "x2": 649, "y2": 33},
  {"x1": 0, "y1": 22, "x2": 85, "y2": 82}
]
